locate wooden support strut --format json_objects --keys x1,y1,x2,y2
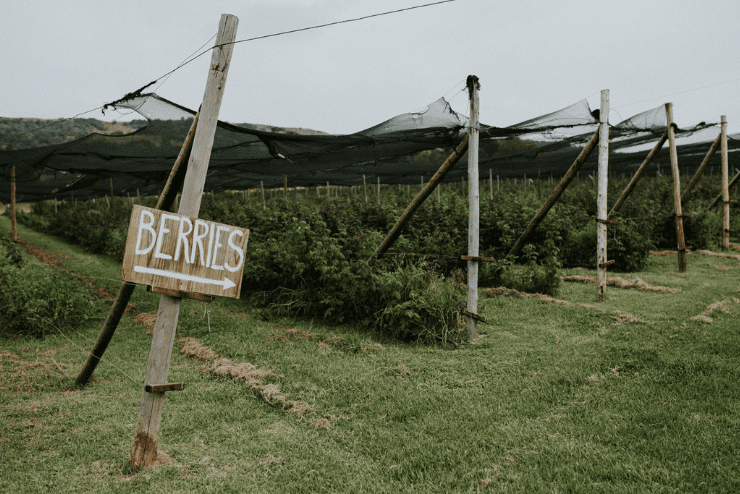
[
  {"x1": 368, "y1": 133, "x2": 469, "y2": 262},
  {"x1": 461, "y1": 255, "x2": 495, "y2": 262},
  {"x1": 708, "y1": 168, "x2": 740, "y2": 209},
  {"x1": 507, "y1": 130, "x2": 599, "y2": 259},
  {"x1": 130, "y1": 14, "x2": 238, "y2": 471},
  {"x1": 609, "y1": 131, "x2": 667, "y2": 218},
  {"x1": 682, "y1": 132, "x2": 721, "y2": 200},
  {"x1": 74, "y1": 110, "x2": 201, "y2": 389}
]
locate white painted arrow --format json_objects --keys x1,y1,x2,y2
[{"x1": 134, "y1": 266, "x2": 236, "y2": 290}]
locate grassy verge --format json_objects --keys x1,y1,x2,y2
[{"x1": 1, "y1": 215, "x2": 739, "y2": 493}]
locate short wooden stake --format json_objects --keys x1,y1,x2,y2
[
  {"x1": 665, "y1": 103, "x2": 687, "y2": 272},
  {"x1": 377, "y1": 177, "x2": 381, "y2": 204},
  {"x1": 283, "y1": 174, "x2": 287, "y2": 201},
  {"x1": 721, "y1": 116, "x2": 730, "y2": 251},
  {"x1": 596, "y1": 90, "x2": 609, "y2": 301},
  {"x1": 362, "y1": 175, "x2": 368, "y2": 203},
  {"x1": 130, "y1": 14, "x2": 238, "y2": 471},
  {"x1": 260, "y1": 181, "x2": 266, "y2": 210},
  {"x1": 489, "y1": 168, "x2": 493, "y2": 199}
]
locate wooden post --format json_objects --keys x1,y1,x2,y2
[
  {"x1": 110, "y1": 177, "x2": 114, "y2": 198},
  {"x1": 608, "y1": 131, "x2": 667, "y2": 217},
  {"x1": 363, "y1": 175, "x2": 368, "y2": 203},
  {"x1": 537, "y1": 168, "x2": 542, "y2": 200},
  {"x1": 369, "y1": 134, "x2": 470, "y2": 261},
  {"x1": 489, "y1": 169, "x2": 493, "y2": 199},
  {"x1": 130, "y1": 14, "x2": 238, "y2": 471},
  {"x1": 721, "y1": 116, "x2": 730, "y2": 251},
  {"x1": 466, "y1": 75, "x2": 480, "y2": 340},
  {"x1": 437, "y1": 180, "x2": 441, "y2": 205},
  {"x1": 665, "y1": 103, "x2": 687, "y2": 272},
  {"x1": 682, "y1": 132, "x2": 721, "y2": 200},
  {"x1": 283, "y1": 174, "x2": 287, "y2": 201},
  {"x1": 260, "y1": 181, "x2": 265, "y2": 210},
  {"x1": 507, "y1": 130, "x2": 599, "y2": 259},
  {"x1": 596, "y1": 90, "x2": 609, "y2": 301},
  {"x1": 377, "y1": 177, "x2": 381, "y2": 204}
]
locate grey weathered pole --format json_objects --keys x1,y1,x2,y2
[
  {"x1": 721, "y1": 116, "x2": 730, "y2": 251},
  {"x1": 466, "y1": 75, "x2": 480, "y2": 340},
  {"x1": 596, "y1": 90, "x2": 609, "y2": 301},
  {"x1": 665, "y1": 103, "x2": 687, "y2": 272},
  {"x1": 608, "y1": 131, "x2": 667, "y2": 218},
  {"x1": 507, "y1": 130, "x2": 599, "y2": 259},
  {"x1": 130, "y1": 14, "x2": 238, "y2": 470},
  {"x1": 75, "y1": 111, "x2": 201, "y2": 389}
]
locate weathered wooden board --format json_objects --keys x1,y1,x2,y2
[{"x1": 122, "y1": 205, "x2": 249, "y2": 298}]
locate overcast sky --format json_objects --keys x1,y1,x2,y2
[{"x1": 2, "y1": 0, "x2": 739, "y2": 135}]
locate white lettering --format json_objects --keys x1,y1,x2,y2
[
  {"x1": 154, "y1": 213, "x2": 178, "y2": 260},
  {"x1": 205, "y1": 223, "x2": 216, "y2": 267},
  {"x1": 224, "y1": 230, "x2": 245, "y2": 273},
  {"x1": 135, "y1": 210, "x2": 156, "y2": 255},
  {"x1": 174, "y1": 217, "x2": 193, "y2": 263},
  {"x1": 191, "y1": 220, "x2": 209, "y2": 266},
  {"x1": 210, "y1": 226, "x2": 230, "y2": 271}
]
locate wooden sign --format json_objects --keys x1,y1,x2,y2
[{"x1": 122, "y1": 205, "x2": 249, "y2": 298}]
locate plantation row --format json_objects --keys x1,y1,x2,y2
[{"x1": 9, "y1": 175, "x2": 738, "y2": 343}]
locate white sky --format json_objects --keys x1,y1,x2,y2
[{"x1": 2, "y1": 0, "x2": 739, "y2": 134}]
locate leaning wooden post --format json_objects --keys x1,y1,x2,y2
[
  {"x1": 665, "y1": 103, "x2": 687, "y2": 272},
  {"x1": 507, "y1": 130, "x2": 599, "y2": 259},
  {"x1": 709, "y1": 168, "x2": 740, "y2": 209},
  {"x1": 596, "y1": 89, "x2": 609, "y2": 301},
  {"x1": 682, "y1": 132, "x2": 721, "y2": 200},
  {"x1": 130, "y1": 14, "x2": 238, "y2": 470},
  {"x1": 10, "y1": 165, "x2": 16, "y2": 242},
  {"x1": 609, "y1": 131, "x2": 667, "y2": 217},
  {"x1": 75, "y1": 112, "x2": 200, "y2": 389},
  {"x1": 368, "y1": 134, "x2": 469, "y2": 262},
  {"x1": 466, "y1": 75, "x2": 481, "y2": 340},
  {"x1": 721, "y1": 116, "x2": 730, "y2": 251}
]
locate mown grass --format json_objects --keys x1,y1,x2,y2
[{"x1": 1, "y1": 215, "x2": 739, "y2": 493}]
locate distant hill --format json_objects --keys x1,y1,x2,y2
[{"x1": 0, "y1": 117, "x2": 328, "y2": 151}]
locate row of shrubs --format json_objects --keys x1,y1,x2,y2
[
  {"x1": 13, "y1": 175, "x2": 737, "y2": 343},
  {"x1": 0, "y1": 231, "x2": 98, "y2": 338}
]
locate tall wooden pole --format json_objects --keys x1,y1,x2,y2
[
  {"x1": 466, "y1": 75, "x2": 480, "y2": 340},
  {"x1": 665, "y1": 103, "x2": 687, "y2": 272},
  {"x1": 596, "y1": 90, "x2": 609, "y2": 301},
  {"x1": 721, "y1": 116, "x2": 730, "y2": 251},
  {"x1": 507, "y1": 130, "x2": 599, "y2": 259},
  {"x1": 130, "y1": 14, "x2": 238, "y2": 470},
  {"x1": 10, "y1": 165, "x2": 16, "y2": 242}
]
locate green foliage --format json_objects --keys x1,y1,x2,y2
[
  {"x1": 0, "y1": 262, "x2": 97, "y2": 338},
  {"x1": 0, "y1": 231, "x2": 23, "y2": 269}
]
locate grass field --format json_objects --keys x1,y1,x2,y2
[{"x1": 1, "y1": 215, "x2": 739, "y2": 493}]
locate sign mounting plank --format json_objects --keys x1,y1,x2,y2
[{"x1": 122, "y1": 205, "x2": 249, "y2": 299}]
